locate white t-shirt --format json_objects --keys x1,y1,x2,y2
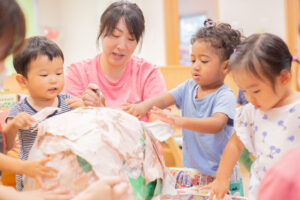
[{"x1": 235, "y1": 99, "x2": 300, "y2": 199}]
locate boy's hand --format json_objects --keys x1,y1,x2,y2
[
  {"x1": 121, "y1": 103, "x2": 147, "y2": 119},
  {"x1": 65, "y1": 98, "x2": 85, "y2": 108},
  {"x1": 22, "y1": 157, "x2": 58, "y2": 189},
  {"x1": 201, "y1": 178, "x2": 230, "y2": 200},
  {"x1": 12, "y1": 112, "x2": 36, "y2": 130},
  {"x1": 150, "y1": 106, "x2": 182, "y2": 128}
]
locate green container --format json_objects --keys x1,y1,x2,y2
[
  {"x1": 229, "y1": 178, "x2": 244, "y2": 196},
  {"x1": 129, "y1": 176, "x2": 162, "y2": 200}
]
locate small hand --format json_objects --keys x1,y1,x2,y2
[
  {"x1": 121, "y1": 103, "x2": 147, "y2": 119},
  {"x1": 12, "y1": 112, "x2": 36, "y2": 130},
  {"x1": 201, "y1": 178, "x2": 230, "y2": 200},
  {"x1": 23, "y1": 157, "x2": 58, "y2": 189},
  {"x1": 74, "y1": 176, "x2": 128, "y2": 200},
  {"x1": 21, "y1": 188, "x2": 71, "y2": 200},
  {"x1": 65, "y1": 98, "x2": 85, "y2": 109},
  {"x1": 150, "y1": 106, "x2": 182, "y2": 128}
]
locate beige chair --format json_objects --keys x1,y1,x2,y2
[
  {"x1": 162, "y1": 137, "x2": 183, "y2": 167},
  {"x1": 3, "y1": 73, "x2": 28, "y2": 94}
]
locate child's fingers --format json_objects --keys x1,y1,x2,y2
[
  {"x1": 35, "y1": 176, "x2": 46, "y2": 189},
  {"x1": 41, "y1": 167, "x2": 58, "y2": 177},
  {"x1": 113, "y1": 182, "x2": 128, "y2": 198},
  {"x1": 150, "y1": 110, "x2": 167, "y2": 119},
  {"x1": 68, "y1": 100, "x2": 84, "y2": 109},
  {"x1": 166, "y1": 107, "x2": 172, "y2": 111},
  {"x1": 151, "y1": 106, "x2": 160, "y2": 111},
  {"x1": 65, "y1": 98, "x2": 75, "y2": 104},
  {"x1": 40, "y1": 157, "x2": 53, "y2": 164},
  {"x1": 44, "y1": 191, "x2": 72, "y2": 200},
  {"x1": 216, "y1": 192, "x2": 227, "y2": 200},
  {"x1": 100, "y1": 176, "x2": 124, "y2": 186},
  {"x1": 209, "y1": 191, "x2": 215, "y2": 200},
  {"x1": 19, "y1": 112, "x2": 36, "y2": 122},
  {"x1": 44, "y1": 181, "x2": 61, "y2": 190},
  {"x1": 15, "y1": 114, "x2": 35, "y2": 129},
  {"x1": 44, "y1": 193, "x2": 72, "y2": 200},
  {"x1": 44, "y1": 181, "x2": 60, "y2": 190},
  {"x1": 200, "y1": 184, "x2": 211, "y2": 190}
]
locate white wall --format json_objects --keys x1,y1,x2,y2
[
  {"x1": 35, "y1": 0, "x2": 287, "y2": 67},
  {"x1": 36, "y1": 0, "x2": 166, "y2": 67},
  {"x1": 178, "y1": 0, "x2": 217, "y2": 20},
  {"x1": 218, "y1": 0, "x2": 286, "y2": 39}
]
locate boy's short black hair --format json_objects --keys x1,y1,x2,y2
[{"x1": 13, "y1": 36, "x2": 64, "y2": 78}]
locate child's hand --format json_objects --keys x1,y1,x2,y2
[
  {"x1": 201, "y1": 178, "x2": 230, "y2": 200},
  {"x1": 21, "y1": 188, "x2": 71, "y2": 200},
  {"x1": 11, "y1": 112, "x2": 36, "y2": 130},
  {"x1": 22, "y1": 157, "x2": 58, "y2": 189},
  {"x1": 65, "y1": 98, "x2": 85, "y2": 108},
  {"x1": 150, "y1": 106, "x2": 182, "y2": 128},
  {"x1": 74, "y1": 176, "x2": 128, "y2": 200},
  {"x1": 121, "y1": 103, "x2": 147, "y2": 119}
]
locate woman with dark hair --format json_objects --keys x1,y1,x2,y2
[{"x1": 64, "y1": 1, "x2": 167, "y2": 122}]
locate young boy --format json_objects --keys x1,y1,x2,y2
[{"x1": 4, "y1": 36, "x2": 83, "y2": 191}]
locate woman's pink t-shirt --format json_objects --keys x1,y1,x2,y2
[{"x1": 63, "y1": 54, "x2": 167, "y2": 120}]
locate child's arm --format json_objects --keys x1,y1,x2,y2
[
  {"x1": 122, "y1": 93, "x2": 176, "y2": 119},
  {"x1": 202, "y1": 133, "x2": 244, "y2": 200},
  {"x1": 0, "y1": 154, "x2": 58, "y2": 188},
  {"x1": 4, "y1": 112, "x2": 35, "y2": 151},
  {"x1": 151, "y1": 107, "x2": 229, "y2": 134},
  {"x1": 73, "y1": 177, "x2": 128, "y2": 200},
  {"x1": 0, "y1": 185, "x2": 71, "y2": 200}
]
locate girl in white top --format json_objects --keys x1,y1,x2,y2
[{"x1": 203, "y1": 33, "x2": 300, "y2": 200}]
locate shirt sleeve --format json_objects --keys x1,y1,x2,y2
[
  {"x1": 60, "y1": 93, "x2": 75, "y2": 100},
  {"x1": 169, "y1": 80, "x2": 189, "y2": 110},
  {"x1": 64, "y1": 64, "x2": 86, "y2": 98},
  {"x1": 142, "y1": 66, "x2": 167, "y2": 100},
  {"x1": 234, "y1": 105, "x2": 256, "y2": 154},
  {"x1": 5, "y1": 103, "x2": 23, "y2": 122},
  {"x1": 212, "y1": 88, "x2": 236, "y2": 120}
]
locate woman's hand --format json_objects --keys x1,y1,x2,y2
[
  {"x1": 201, "y1": 178, "x2": 230, "y2": 200},
  {"x1": 22, "y1": 157, "x2": 58, "y2": 189},
  {"x1": 82, "y1": 89, "x2": 101, "y2": 107},
  {"x1": 150, "y1": 106, "x2": 182, "y2": 128},
  {"x1": 81, "y1": 83, "x2": 105, "y2": 107}
]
